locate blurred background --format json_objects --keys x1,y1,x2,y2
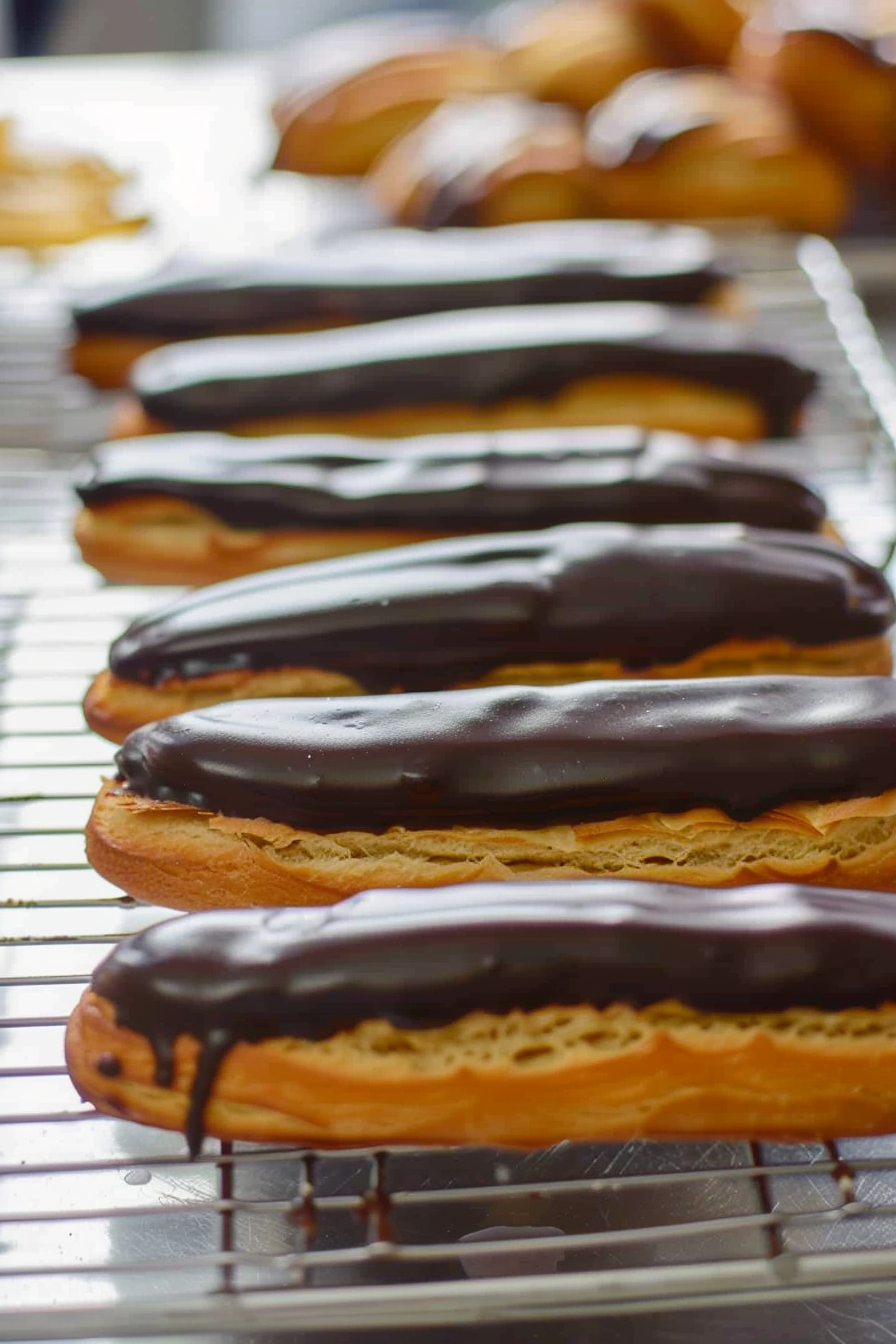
[{"x1": 3, "y1": 0, "x2": 488, "y2": 57}]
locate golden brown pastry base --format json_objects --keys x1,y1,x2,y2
[
  {"x1": 735, "y1": 28, "x2": 896, "y2": 178},
  {"x1": 85, "y1": 781, "x2": 896, "y2": 911},
  {"x1": 589, "y1": 126, "x2": 851, "y2": 236},
  {"x1": 74, "y1": 489, "x2": 837, "y2": 589},
  {"x1": 633, "y1": 0, "x2": 749, "y2": 64},
  {"x1": 68, "y1": 992, "x2": 896, "y2": 1146},
  {"x1": 72, "y1": 319, "x2": 348, "y2": 390},
  {"x1": 84, "y1": 635, "x2": 893, "y2": 745},
  {"x1": 368, "y1": 103, "x2": 595, "y2": 227},
  {"x1": 74, "y1": 497, "x2": 450, "y2": 586},
  {"x1": 273, "y1": 48, "x2": 504, "y2": 177},
  {"x1": 497, "y1": 0, "x2": 663, "y2": 112},
  {"x1": 111, "y1": 375, "x2": 776, "y2": 443}
]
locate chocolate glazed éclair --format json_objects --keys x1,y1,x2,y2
[
  {"x1": 74, "y1": 880, "x2": 896, "y2": 1153},
  {"x1": 71, "y1": 222, "x2": 730, "y2": 338},
  {"x1": 112, "y1": 676, "x2": 896, "y2": 831},
  {"x1": 76, "y1": 428, "x2": 829, "y2": 532},
  {"x1": 127, "y1": 303, "x2": 817, "y2": 437},
  {"x1": 103, "y1": 524, "x2": 895, "y2": 693}
]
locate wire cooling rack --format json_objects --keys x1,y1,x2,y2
[{"x1": 3, "y1": 237, "x2": 896, "y2": 1339}]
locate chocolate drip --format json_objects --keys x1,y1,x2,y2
[
  {"x1": 91, "y1": 880, "x2": 896, "y2": 1152},
  {"x1": 77, "y1": 428, "x2": 828, "y2": 534},
  {"x1": 72, "y1": 223, "x2": 727, "y2": 337},
  {"x1": 185, "y1": 1029, "x2": 233, "y2": 1159},
  {"x1": 130, "y1": 304, "x2": 817, "y2": 438},
  {"x1": 114, "y1": 676, "x2": 896, "y2": 830},
  {"x1": 407, "y1": 98, "x2": 583, "y2": 230},
  {"x1": 107, "y1": 523, "x2": 894, "y2": 692}
]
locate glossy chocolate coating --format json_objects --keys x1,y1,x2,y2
[
  {"x1": 77, "y1": 427, "x2": 828, "y2": 533},
  {"x1": 402, "y1": 97, "x2": 584, "y2": 229},
  {"x1": 72, "y1": 222, "x2": 727, "y2": 337},
  {"x1": 90, "y1": 879, "x2": 896, "y2": 1153},
  {"x1": 131, "y1": 303, "x2": 817, "y2": 437},
  {"x1": 588, "y1": 70, "x2": 758, "y2": 169},
  {"x1": 114, "y1": 676, "x2": 896, "y2": 830},
  {"x1": 107, "y1": 523, "x2": 894, "y2": 692}
]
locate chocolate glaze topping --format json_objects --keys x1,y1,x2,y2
[
  {"x1": 72, "y1": 223, "x2": 727, "y2": 337},
  {"x1": 90, "y1": 879, "x2": 896, "y2": 1153},
  {"x1": 114, "y1": 676, "x2": 896, "y2": 831},
  {"x1": 404, "y1": 97, "x2": 584, "y2": 229},
  {"x1": 107, "y1": 523, "x2": 894, "y2": 692},
  {"x1": 77, "y1": 428, "x2": 828, "y2": 533},
  {"x1": 587, "y1": 70, "x2": 777, "y2": 169},
  {"x1": 130, "y1": 303, "x2": 817, "y2": 437}
]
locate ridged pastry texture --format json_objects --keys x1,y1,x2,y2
[
  {"x1": 86, "y1": 678, "x2": 896, "y2": 908},
  {"x1": 66, "y1": 880, "x2": 896, "y2": 1151}
]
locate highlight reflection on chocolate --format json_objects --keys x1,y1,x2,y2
[
  {"x1": 129, "y1": 303, "x2": 817, "y2": 435},
  {"x1": 87, "y1": 879, "x2": 896, "y2": 1153},
  {"x1": 114, "y1": 676, "x2": 896, "y2": 831},
  {"x1": 77, "y1": 428, "x2": 829, "y2": 534},
  {"x1": 106, "y1": 523, "x2": 895, "y2": 692}
]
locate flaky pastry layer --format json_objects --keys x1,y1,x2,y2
[
  {"x1": 84, "y1": 634, "x2": 894, "y2": 744},
  {"x1": 85, "y1": 781, "x2": 896, "y2": 910},
  {"x1": 74, "y1": 497, "x2": 445, "y2": 586},
  {"x1": 67, "y1": 993, "x2": 896, "y2": 1145}
]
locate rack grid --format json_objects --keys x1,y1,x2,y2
[{"x1": 3, "y1": 237, "x2": 896, "y2": 1338}]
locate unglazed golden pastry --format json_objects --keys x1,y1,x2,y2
[
  {"x1": 0, "y1": 118, "x2": 145, "y2": 248},
  {"x1": 368, "y1": 94, "x2": 595, "y2": 227},
  {"x1": 630, "y1": 0, "x2": 757, "y2": 63},
  {"x1": 115, "y1": 304, "x2": 818, "y2": 443},
  {"x1": 72, "y1": 427, "x2": 831, "y2": 588},
  {"x1": 735, "y1": 0, "x2": 896, "y2": 178},
  {"x1": 66, "y1": 881, "x2": 896, "y2": 1151},
  {"x1": 86, "y1": 678, "x2": 896, "y2": 910},
  {"x1": 271, "y1": 13, "x2": 504, "y2": 177},
  {"x1": 82, "y1": 523, "x2": 894, "y2": 744},
  {"x1": 585, "y1": 68, "x2": 851, "y2": 233},
  {"x1": 488, "y1": 0, "x2": 665, "y2": 112}
]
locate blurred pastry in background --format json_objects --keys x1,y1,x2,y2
[
  {"x1": 585, "y1": 68, "x2": 851, "y2": 233},
  {"x1": 487, "y1": 0, "x2": 664, "y2": 112},
  {"x1": 630, "y1": 0, "x2": 756, "y2": 64},
  {"x1": 70, "y1": 220, "x2": 734, "y2": 389},
  {"x1": 368, "y1": 95, "x2": 593, "y2": 227},
  {"x1": 0, "y1": 117, "x2": 145, "y2": 248},
  {"x1": 735, "y1": 1, "x2": 896, "y2": 179},
  {"x1": 271, "y1": 12, "x2": 503, "y2": 178}
]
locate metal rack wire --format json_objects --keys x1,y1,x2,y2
[{"x1": 3, "y1": 237, "x2": 896, "y2": 1339}]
